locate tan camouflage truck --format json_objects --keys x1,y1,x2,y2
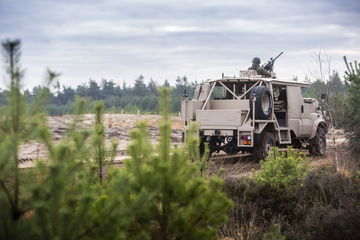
[{"x1": 181, "y1": 70, "x2": 328, "y2": 159}]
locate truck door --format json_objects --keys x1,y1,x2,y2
[
  {"x1": 300, "y1": 95, "x2": 314, "y2": 137},
  {"x1": 286, "y1": 86, "x2": 314, "y2": 138},
  {"x1": 286, "y1": 86, "x2": 301, "y2": 136}
]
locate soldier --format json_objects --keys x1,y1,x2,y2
[{"x1": 248, "y1": 57, "x2": 271, "y2": 77}]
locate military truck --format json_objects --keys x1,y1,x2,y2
[{"x1": 181, "y1": 70, "x2": 328, "y2": 159}]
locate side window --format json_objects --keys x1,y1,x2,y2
[
  {"x1": 192, "y1": 84, "x2": 211, "y2": 101},
  {"x1": 212, "y1": 85, "x2": 226, "y2": 99},
  {"x1": 273, "y1": 86, "x2": 287, "y2": 101},
  {"x1": 235, "y1": 82, "x2": 248, "y2": 98},
  {"x1": 274, "y1": 88, "x2": 280, "y2": 99}
]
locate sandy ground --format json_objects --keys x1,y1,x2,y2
[
  {"x1": 18, "y1": 115, "x2": 348, "y2": 178},
  {"x1": 18, "y1": 114, "x2": 183, "y2": 168}
]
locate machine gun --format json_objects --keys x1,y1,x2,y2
[{"x1": 263, "y1": 51, "x2": 284, "y2": 72}]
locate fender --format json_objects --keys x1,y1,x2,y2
[{"x1": 310, "y1": 119, "x2": 328, "y2": 139}]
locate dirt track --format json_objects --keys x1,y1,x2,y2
[{"x1": 18, "y1": 115, "x2": 347, "y2": 177}]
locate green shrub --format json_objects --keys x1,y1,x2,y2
[
  {"x1": 262, "y1": 224, "x2": 286, "y2": 240},
  {"x1": 356, "y1": 170, "x2": 360, "y2": 178},
  {"x1": 253, "y1": 147, "x2": 309, "y2": 188}
]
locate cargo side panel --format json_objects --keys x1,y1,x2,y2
[
  {"x1": 181, "y1": 100, "x2": 204, "y2": 121},
  {"x1": 195, "y1": 110, "x2": 244, "y2": 129}
]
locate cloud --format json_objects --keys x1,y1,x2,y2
[{"x1": 0, "y1": 0, "x2": 359, "y2": 89}]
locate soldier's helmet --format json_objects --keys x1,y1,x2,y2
[{"x1": 252, "y1": 57, "x2": 261, "y2": 65}]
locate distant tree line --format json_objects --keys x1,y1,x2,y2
[
  {"x1": 0, "y1": 71, "x2": 347, "y2": 118},
  {"x1": 0, "y1": 75, "x2": 197, "y2": 115},
  {"x1": 302, "y1": 71, "x2": 347, "y2": 127}
]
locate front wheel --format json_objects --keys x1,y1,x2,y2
[
  {"x1": 253, "y1": 132, "x2": 276, "y2": 160},
  {"x1": 309, "y1": 128, "x2": 326, "y2": 156}
]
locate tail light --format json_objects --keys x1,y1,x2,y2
[{"x1": 241, "y1": 135, "x2": 251, "y2": 145}]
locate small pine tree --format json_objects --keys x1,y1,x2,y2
[
  {"x1": 110, "y1": 88, "x2": 233, "y2": 240},
  {"x1": 343, "y1": 57, "x2": 360, "y2": 154},
  {"x1": 92, "y1": 101, "x2": 118, "y2": 183},
  {"x1": 184, "y1": 122, "x2": 210, "y2": 176},
  {"x1": 0, "y1": 39, "x2": 126, "y2": 240},
  {"x1": 0, "y1": 39, "x2": 26, "y2": 223}
]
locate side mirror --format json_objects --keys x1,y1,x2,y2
[
  {"x1": 321, "y1": 93, "x2": 327, "y2": 102},
  {"x1": 183, "y1": 89, "x2": 188, "y2": 98}
]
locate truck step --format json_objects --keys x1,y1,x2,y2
[{"x1": 278, "y1": 128, "x2": 291, "y2": 144}]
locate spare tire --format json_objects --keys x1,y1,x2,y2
[{"x1": 249, "y1": 86, "x2": 273, "y2": 120}]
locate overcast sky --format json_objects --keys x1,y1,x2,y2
[{"x1": 1, "y1": 0, "x2": 360, "y2": 89}]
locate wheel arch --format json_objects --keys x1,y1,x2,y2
[
  {"x1": 255, "y1": 123, "x2": 278, "y2": 146},
  {"x1": 310, "y1": 119, "x2": 328, "y2": 139}
]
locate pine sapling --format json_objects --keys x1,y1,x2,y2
[
  {"x1": 92, "y1": 101, "x2": 118, "y2": 183},
  {"x1": 112, "y1": 87, "x2": 233, "y2": 240},
  {"x1": 185, "y1": 121, "x2": 210, "y2": 176}
]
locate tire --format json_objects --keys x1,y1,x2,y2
[
  {"x1": 208, "y1": 136, "x2": 222, "y2": 154},
  {"x1": 253, "y1": 132, "x2": 276, "y2": 160},
  {"x1": 250, "y1": 86, "x2": 273, "y2": 120},
  {"x1": 223, "y1": 137, "x2": 239, "y2": 155},
  {"x1": 309, "y1": 128, "x2": 326, "y2": 156}
]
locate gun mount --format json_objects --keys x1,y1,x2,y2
[{"x1": 263, "y1": 51, "x2": 284, "y2": 72}]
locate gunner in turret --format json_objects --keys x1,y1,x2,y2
[{"x1": 248, "y1": 57, "x2": 271, "y2": 77}]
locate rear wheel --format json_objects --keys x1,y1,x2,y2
[
  {"x1": 309, "y1": 128, "x2": 326, "y2": 156},
  {"x1": 223, "y1": 137, "x2": 239, "y2": 155},
  {"x1": 209, "y1": 136, "x2": 223, "y2": 154},
  {"x1": 253, "y1": 132, "x2": 276, "y2": 160}
]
